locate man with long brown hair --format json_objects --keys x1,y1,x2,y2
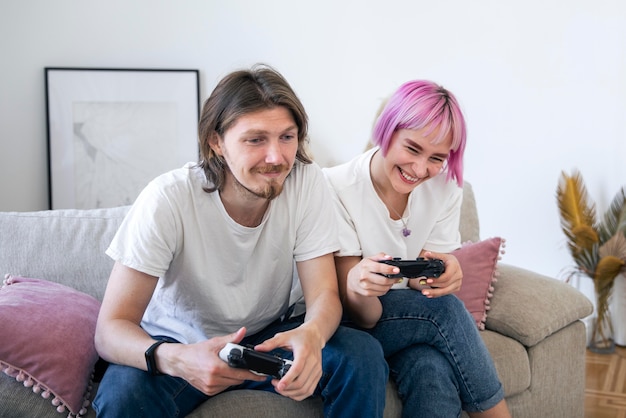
[{"x1": 93, "y1": 64, "x2": 387, "y2": 417}]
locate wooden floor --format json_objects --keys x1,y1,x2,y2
[{"x1": 585, "y1": 345, "x2": 626, "y2": 417}]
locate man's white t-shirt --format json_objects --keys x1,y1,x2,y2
[
  {"x1": 106, "y1": 161, "x2": 339, "y2": 344},
  {"x1": 323, "y1": 147, "x2": 462, "y2": 261}
]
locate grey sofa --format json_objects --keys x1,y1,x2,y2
[{"x1": 0, "y1": 182, "x2": 593, "y2": 418}]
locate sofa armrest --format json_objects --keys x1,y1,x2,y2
[{"x1": 485, "y1": 263, "x2": 593, "y2": 347}]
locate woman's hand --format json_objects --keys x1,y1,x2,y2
[
  {"x1": 346, "y1": 253, "x2": 401, "y2": 297},
  {"x1": 335, "y1": 253, "x2": 401, "y2": 328},
  {"x1": 412, "y1": 251, "x2": 462, "y2": 297}
]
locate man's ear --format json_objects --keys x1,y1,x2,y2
[{"x1": 208, "y1": 132, "x2": 223, "y2": 156}]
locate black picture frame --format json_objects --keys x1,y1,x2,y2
[{"x1": 45, "y1": 67, "x2": 200, "y2": 209}]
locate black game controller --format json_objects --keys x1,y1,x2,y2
[
  {"x1": 378, "y1": 257, "x2": 445, "y2": 279},
  {"x1": 219, "y1": 343, "x2": 293, "y2": 379}
]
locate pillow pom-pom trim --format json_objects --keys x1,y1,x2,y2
[
  {"x1": 2, "y1": 273, "x2": 15, "y2": 286},
  {"x1": 457, "y1": 236, "x2": 506, "y2": 330},
  {"x1": 0, "y1": 360, "x2": 92, "y2": 417},
  {"x1": 478, "y1": 237, "x2": 506, "y2": 330}
]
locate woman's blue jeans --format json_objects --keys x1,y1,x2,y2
[
  {"x1": 362, "y1": 290, "x2": 505, "y2": 418},
  {"x1": 93, "y1": 315, "x2": 388, "y2": 418}
]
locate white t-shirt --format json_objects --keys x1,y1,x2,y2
[
  {"x1": 323, "y1": 146, "x2": 462, "y2": 261},
  {"x1": 106, "y1": 161, "x2": 339, "y2": 344}
]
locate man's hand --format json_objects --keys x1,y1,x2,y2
[
  {"x1": 157, "y1": 327, "x2": 266, "y2": 396},
  {"x1": 253, "y1": 324, "x2": 324, "y2": 401}
]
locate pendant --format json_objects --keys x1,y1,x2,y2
[{"x1": 402, "y1": 227, "x2": 411, "y2": 237}]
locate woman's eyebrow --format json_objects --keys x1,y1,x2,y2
[{"x1": 405, "y1": 138, "x2": 449, "y2": 158}]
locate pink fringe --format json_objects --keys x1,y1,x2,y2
[{"x1": 480, "y1": 238, "x2": 506, "y2": 330}]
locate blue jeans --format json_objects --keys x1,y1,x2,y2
[
  {"x1": 93, "y1": 315, "x2": 387, "y2": 418},
  {"x1": 357, "y1": 291, "x2": 504, "y2": 418}
]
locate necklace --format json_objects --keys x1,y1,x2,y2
[{"x1": 371, "y1": 179, "x2": 412, "y2": 237}]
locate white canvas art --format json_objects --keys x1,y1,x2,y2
[
  {"x1": 72, "y1": 101, "x2": 179, "y2": 208},
  {"x1": 46, "y1": 68, "x2": 199, "y2": 209}
]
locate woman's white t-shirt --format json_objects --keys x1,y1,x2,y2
[{"x1": 323, "y1": 147, "x2": 462, "y2": 261}]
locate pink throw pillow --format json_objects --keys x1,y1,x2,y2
[
  {"x1": 452, "y1": 237, "x2": 505, "y2": 330},
  {"x1": 0, "y1": 275, "x2": 101, "y2": 416}
]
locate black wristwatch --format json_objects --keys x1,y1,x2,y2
[{"x1": 145, "y1": 340, "x2": 167, "y2": 376}]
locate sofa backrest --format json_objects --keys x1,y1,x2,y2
[
  {"x1": 460, "y1": 181, "x2": 480, "y2": 243},
  {"x1": 0, "y1": 206, "x2": 130, "y2": 301},
  {"x1": 0, "y1": 182, "x2": 480, "y2": 301}
]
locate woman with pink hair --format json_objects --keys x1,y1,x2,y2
[{"x1": 324, "y1": 80, "x2": 510, "y2": 417}]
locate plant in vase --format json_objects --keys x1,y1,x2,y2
[{"x1": 556, "y1": 170, "x2": 626, "y2": 353}]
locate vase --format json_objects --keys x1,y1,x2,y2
[
  {"x1": 589, "y1": 305, "x2": 615, "y2": 354},
  {"x1": 609, "y1": 274, "x2": 625, "y2": 346}
]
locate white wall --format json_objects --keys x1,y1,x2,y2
[{"x1": 1, "y1": 0, "x2": 625, "y2": 290}]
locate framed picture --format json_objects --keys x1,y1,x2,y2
[{"x1": 45, "y1": 67, "x2": 200, "y2": 209}]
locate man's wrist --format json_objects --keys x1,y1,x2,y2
[{"x1": 145, "y1": 340, "x2": 168, "y2": 376}]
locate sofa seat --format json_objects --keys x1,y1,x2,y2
[{"x1": 188, "y1": 330, "x2": 533, "y2": 418}]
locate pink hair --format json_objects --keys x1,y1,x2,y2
[{"x1": 372, "y1": 80, "x2": 466, "y2": 186}]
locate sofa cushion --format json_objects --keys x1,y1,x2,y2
[
  {"x1": 453, "y1": 237, "x2": 505, "y2": 330},
  {"x1": 188, "y1": 379, "x2": 404, "y2": 418},
  {"x1": 0, "y1": 275, "x2": 101, "y2": 416},
  {"x1": 485, "y1": 264, "x2": 593, "y2": 346},
  {"x1": 191, "y1": 390, "x2": 324, "y2": 418},
  {"x1": 0, "y1": 206, "x2": 129, "y2": 301}
]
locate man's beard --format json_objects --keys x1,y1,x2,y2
[{"x1": 231, "y1": 164, "x2": 289, "y2": 200}]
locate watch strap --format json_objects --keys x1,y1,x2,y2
[{"x1": 145, "y1": 340, "x2": 167, "y2": 376}]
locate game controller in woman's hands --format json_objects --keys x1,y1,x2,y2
[{"x1": 378, "y1": 257, "x2": 445, "y2": 278}]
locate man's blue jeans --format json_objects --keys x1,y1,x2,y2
[
  {"x1": 361, "y1": 290, "x2": 505, "y2": 418},
  {"x1": 93, "y1": 315, "x2": 388, "y2": 418}
]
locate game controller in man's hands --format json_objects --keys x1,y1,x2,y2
[
  {"x1": 378, "y1": 257, "x2": 445, "y2": 279},
  {"x1": 219, "y1": 343, "x2": 293, "y2": 379}
]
